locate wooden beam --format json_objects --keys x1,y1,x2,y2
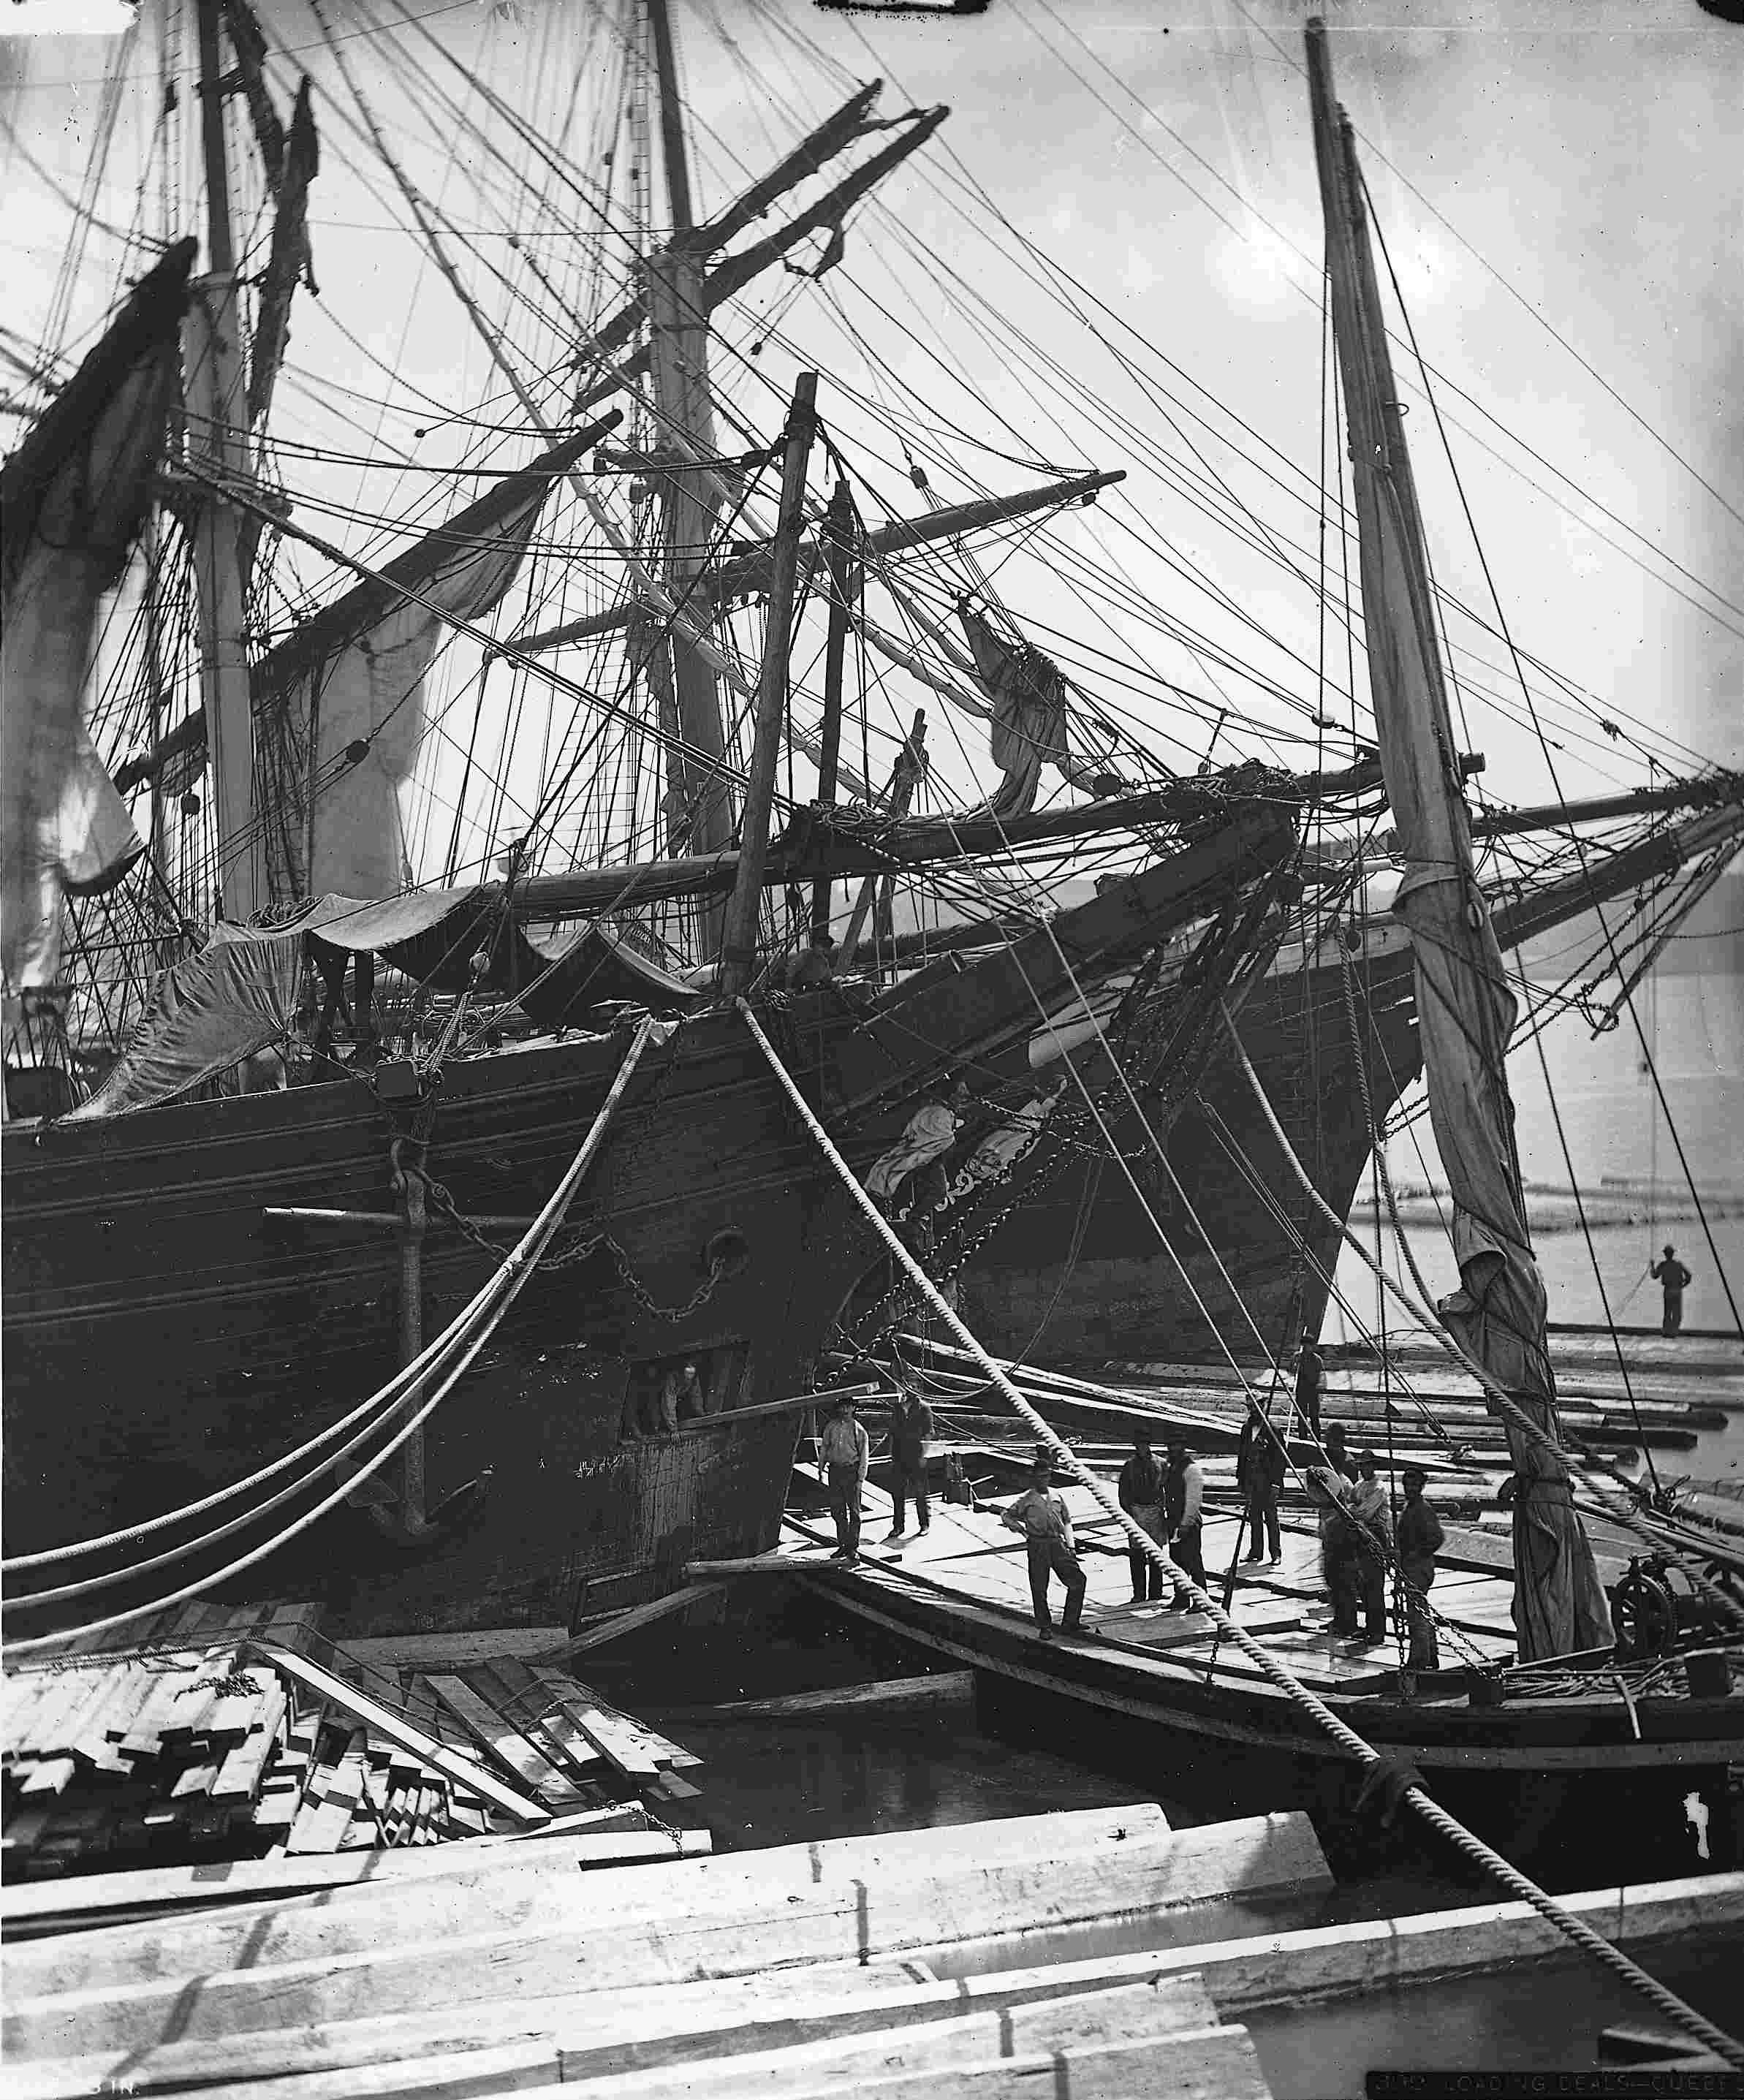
[
  {"x1": 536, "y1": 1585, "x2": 729, "y2": 1664},
  {"x1": 709, "y1": 1672, "x2": 975, "y2": 1719},
  {"x1": 239, "y1": 1645, "x2": 550, "y2": 1827},
  {"x1": 325, "y1": 1628, "x2": 569, "y2": 1670}
]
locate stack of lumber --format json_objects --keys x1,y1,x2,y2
[
  {"x1": 1, "y1": 1603, "x2": 320, "y2": 1880},
  {"x1": 1, "y1": 1801, "x2": 1327, "y2": 2096},
  {"x1": 4, "y1": 1610, "x2": 706, "y2": 1887}
]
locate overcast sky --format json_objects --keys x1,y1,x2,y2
[{"x1": 4, "y1": 0, "x2": 1740, "y2": 818}]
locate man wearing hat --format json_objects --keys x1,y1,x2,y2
[
  {"x1": 818, "y1": 1392, "x2": 871, "y2": 1563},
  {"x1": 1001, "y1": 1452, "x2": 1086, "y2": 1640},
  {"x1": 1395, "y1": 1466, "x2": 1446, "y2": 1669},
  {"x1": 1161, "y1": 1439, "x2": 1207, "y2": 1603},
  {"x1": 786, "y1": 929, "x2": 838, "y2": 991},
  {"x1": 1650, "y1": 1244, "x2": 1692, "y2": 1338}
]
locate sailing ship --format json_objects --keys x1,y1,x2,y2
[
  {"x1": 0, "y1": 0, "x2": 1331, "y2": 1642},
  {"x1": 2, "y1": 4, "x2": 1734, "y2": 1659},
  {"x1": 805, "y1": 17, "x2": 1744, "y2": 1871}
]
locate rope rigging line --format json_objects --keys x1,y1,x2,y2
[
  {"x1": 1221, "y1": 996, "x2": 1744, "y2": 1626},
  {"x1": 0, "y1": 1018, "x2": 659, "y2": 1645},
  {"x1": 737, "y1": 996, "x2": 1744, "y2": 2071}
]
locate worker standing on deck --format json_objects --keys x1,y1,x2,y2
[
  {"x1": 1650, "y1": 1244, "x2": 1692, "y2": 1338},
  {"x1": 1395, "y1": 1466, "x2": 1446, "y2": 1669},
  {"x1": 1306, "y1": 1466, "x2": 1359, "y2": 1637},
  {"x1": 1322, "y1": 1419, "x2": 1359, "y2": 1483},
  {"x1": 1294, "y1": 1333, "x2": 1325, "y2": 1441},
  {"x1": 1346, "y1": 1451, "x2": 1392, "y2": 1647},
  {"x1": 884, "y1": 1384, "x2": 935, "y2": 1541},
  {"x1": 1236, "y1": 1403, "x2": 1286, "y2": 1566},
  {"x1": 819, "y1": 1393, "x2": 871, "y2": 1565},
  {"x1": 1161, "y1": 1440, "x2": 1207, "y2": 1603},
  {"x1": 1002, "y1": 1453, "x2": 1086, "y2": 1641},
  {"x1": 1118, "y1": 1431, "x2": 1167, "y2": 1601}
]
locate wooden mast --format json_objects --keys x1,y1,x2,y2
[
  {"x1": 191, "y1": 0, "x2": 258, "y2": 922},
  {"x1": 1305, "y1": 18, "x2": 1612, "y2": 1660},
  {"x1": 811, "y1": 479, "x2": 858, "y2": 940},
  {"x1": 644, "y1": 0, "x2": 732, "y2": 950},
  {"x1": 720, "y1": 371, "x2": 818, "y2": 996}
]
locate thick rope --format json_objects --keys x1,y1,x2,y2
[
  {"x1": 739, "y1": 997, "x2": 1743, "y2": 2068},
  {"x1": 2, "y1": 1020, "x2": 659, "y2": 1657}
]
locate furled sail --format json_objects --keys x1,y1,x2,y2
[
  {"x1": 0, "y1": 239, "x2": 194, "y2": 1009},
  {"x1": 1307, "y1": 23, "x2": 1610, "y2": 1660},
  {"x1": 250, "y1": 431, "x2": 594, "y2": 901},
  {"x1": 958, "y1": 599, "x2": 1072, "y2": 819}
]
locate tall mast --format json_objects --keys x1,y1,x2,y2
[
  {"x1": 191, "y1": 0, "x2": 258, "y2": 921},
  {"x1": 811, "y1": 479, "x2": 857, "y2": 940},
  {"x1": 720, "y1": 371, "x2": 817, "y2": 996},
  {"x1": 643, "y1": 0, "x2": 732, "y2": 949},
  {"x1": 1305, "y1": 18, "x2": 1611, "y2": 1661}
]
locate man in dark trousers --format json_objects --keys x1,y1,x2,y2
[
  {"x1": 1395, "y1": 1465, "x2": 1446, "y2": 1669},
  {"x1": 1162, "y1": 1440, "x2": 1207, "y2": 1603},
  {"x1": 1294, "y1": 1333, "x2": 1325, "y2": 1441},
  {"x1": 1236, "y1": 1403, "x2": 1286, "y2": 1564},
  {"x1": 1002, "y1": 1454, "x2": 1086, "y2": 1640},
  {"x1": 818, "y1": 1393, "x2": 870, "y2": 1564},
  {"x1": 1650, "y1": 1244, "x2": 1693, "y2": 1337},
  {"x1": 1118, "y1": 1431, "x2": 1167, "y2": 1600},
  {"x1": 884, "y1": 1384, "x2": 934, "y2": 1540}
]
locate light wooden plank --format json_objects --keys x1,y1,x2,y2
[
  {"x1": 422, "y1": 1675, "x2": 592, "y2": 1807},
  {"x1": 243, "y1": 1644, "x2": 550, "y2": 1827},
  {"x1": 477, "y1": 1660, "x2": 610, "y2": 1784},
  {"x1": 288, "y1": 1731, "x2": 370, "y2": 1855}
]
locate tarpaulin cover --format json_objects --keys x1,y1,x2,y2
[
  {"x1": 66, "y1": 888, "x2": 699, "y2": 1119},
  {"x1": 958, "y1": 599, "x2": 1072, "y2": 820}
]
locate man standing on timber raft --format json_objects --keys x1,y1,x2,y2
[
  {"x1": 1294, "y1": 1331, "x2": 1325, "y2": 1441},
  {"x1": 819, "y1": 1393, "x2": 871, "y2": 1565},
  {"x1": 1003, "y1": 1453, "x2": 1086, "y2": 1641},
  {"x1": 884, "y1": 1383, "x2": 934, "y2": 1541},
  {"x1": 1161, "y1": 1440, "x2": 1207, "y2": 1603},
  {"x1": 1650, "y1": 1243, "x2": 1692, "y2": 1337}
]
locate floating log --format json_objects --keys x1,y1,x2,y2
[
  {"x1": 534, "y1": 1582, "x2": 730, "y2": 1662},
  {"x1": 710, "y1": 1672, "x2": 975, "y2": 1718}
]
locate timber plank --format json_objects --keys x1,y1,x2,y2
[
  {"x1": 246, "y1": 1645, "x2": 550, "y2": 1827},
  {"x1": 3, "y1": 1962, "x2": 936, "y2": 2099},
  {"x1": 330, "y1": 1628, "x2": 568, "y2": 1670},
  {"x1": 479, "y1": 1660, "x2": 610, "y2": 1785},
  {"x1": 3, "y1": 1817, "x2": 1322, "y2": 2046},
  {"x1": 422, "y1": 1674, "x2": 593, "y2": 1807}
]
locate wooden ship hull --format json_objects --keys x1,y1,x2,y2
[{"x1": 1, "y1": 814, "x2": 1292, "y2": 1640}]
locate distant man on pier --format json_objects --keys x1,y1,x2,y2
[
  {"x1": 819, "y1": 1393, "x2": 871, "y2": 1565},
  {"x1": 1650, "y1": 1243, "x2": 1692, "y2": 1338},
  {"x1": 1118, "y1": 1430, "x2": 1167, "y2": 1601},
  {"x1": 1395, "y1": 1466, "x2": 1446, "y2": 1670},
  {"x1": 1236, "y1": 1402, "x2": 1286, "y2": 1566},
  {"x1": 1002, "y1": 1453, "x2": 1086, "y2": 1641},
  {"x1": 1162, "y1": 1439, "x2": 1207, "y2": 1604},
  {"x1": 884, "y1": 1384, "x2": 935, "y2": 1541},
  {"x1": 1294, "y1": 1333, "x2": 1325, "y2": 1441}
]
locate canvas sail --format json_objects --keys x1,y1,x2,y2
[
  {"x1": 247, "y1": 431, "x2": 594, "y2": 901},
  {"x1": 958, "y1": 599, "x2": 1073, "y2": 819},
  {"x1": 0, "y1": 240, "x2": 194, "y2": 1009},
  {"x1": 1307, "y1": 25, "x2": 1611, "y2": 1660}
]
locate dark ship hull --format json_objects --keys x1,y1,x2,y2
[
  {"x1": 958, "y1": 942, "x2": 1420, "y2": 1365},
  {"x1": 2, "y1": 814, "x2": 1291, "y2": 1639}
]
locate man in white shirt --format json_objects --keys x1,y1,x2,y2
[
  {"x1": 818, "y1": 1394, "x2": 871, "y2": 1563},
  {"x1": 1162, "y1": 1440, "x2": 1206, "y2": 1605},
  {"x1": 1001, "y1": 1454, "x2": 1086, "y2": 1640}
]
